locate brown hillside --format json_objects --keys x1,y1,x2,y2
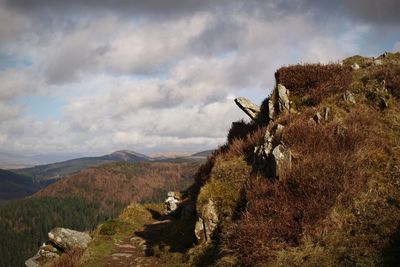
[{"x1": 35, "y1": 162, "x2": 199, "y2": 208}]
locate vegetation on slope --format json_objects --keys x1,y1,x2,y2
[
  {"x1": 1, "y1": 161, "x2": 200, "y2": 267},
  {"x1": 187, "y1": 52, "x2": 400, "y2": 266},
  {"x1": 34, "y1": 161, "x2": 200, "y2": 208}
]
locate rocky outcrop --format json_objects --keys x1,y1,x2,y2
[
  {"x1": 26, "y1": 228, "x2": 91, "y2": 267},
  {"x1": 48, "y1": 228, "x2": 91, "y2": 251},
  {"x1": 195, "y1": 199, "x2": 219, "y2": 243},
  {"x1": 234, "y1": 97, "x2": 261, "y2": 121},
  {"x1": 268, "y1": 84, "x2": 291, "y2": 120},
  {"x1": 235, "y1": 83, "x2": 291, "y2": 123},
  {"x1": 255, "y1": 124, "x2": 291, "y2": 179},
  {"x1": 165, "y1": 191, "x2": 181, "y2": 215}
]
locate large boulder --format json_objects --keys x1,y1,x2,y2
[
  {"x1": 234, "y1": 97, "x2": 261, "y2": 121},
  {"x1": 48, "y1": 228, "x2": 91, "y2": 251},
  {"x1": 195, "y1": 199, "x2": 219, "y2": 243}
]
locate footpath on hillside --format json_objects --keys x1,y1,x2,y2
[{"x1": 103, "y1": 217, "x2": 171, "y2": 267}]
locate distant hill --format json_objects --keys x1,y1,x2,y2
[
  {"x1": 0, "y1": 169, "x2": 53, "y2": 201},
  {"x1": 13, "y1": 150, "x2": 153, "y2": 182},
  {"x1": 34, "y1": 161, "x2": 201, "y2": 208},
  {"x1": 191, "y1": 149, "x2": 214, "y2": 157}
]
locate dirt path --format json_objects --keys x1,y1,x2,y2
[{"x1": 103, "y1": 219, "x2": 170, "y2": 267}]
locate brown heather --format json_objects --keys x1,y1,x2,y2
[
  {"x1": 190, "y1": 54, "x2": 400, "y2": 266},
  {"x1": 275, "y1": 63, "x2": 352, "y2": 106}
]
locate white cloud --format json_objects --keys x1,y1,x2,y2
[{"x1": 1, "y1": 0, "x2": 396, "y2": 158}]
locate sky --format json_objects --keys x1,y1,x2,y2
[{"x1": 0, "y1": 0, "x2": 400, "y2": 162}]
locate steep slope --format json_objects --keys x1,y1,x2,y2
[{"x1": 185, "y1": 52, "x2": 400, "y2": 266}]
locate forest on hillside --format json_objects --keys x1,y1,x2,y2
[{"x1": 0, "y1": 197, "x2": 122, "y2": 267}]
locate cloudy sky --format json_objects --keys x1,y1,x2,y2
[{"x1": 0, "y1": 0, "x2": 399, "y2": 162}]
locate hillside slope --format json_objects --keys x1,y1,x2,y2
[
  {"x1": 88, "y1": 52, "x2": 400, "y2": 267},
  {"x1": 0, "y1": 169, "x2": 53, "y2": 203},
  {"x1": 2, "y1": 161, "x2": 200, "y2": 267},
  {"x1": 185, "y1": 52, "x2": 400, "y2": 266},
  {"x1": 34, "y1": 161, "x2": 200, "y2": 208}
]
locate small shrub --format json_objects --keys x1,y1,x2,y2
[{"x1": 99, "y1": 220, "x2": 118, "y2": 235}]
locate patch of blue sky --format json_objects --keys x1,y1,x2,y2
[
  {"x1": 217, "y1": 50, "x2": 236, "y2": 60},
  {"x1": 16, "y1": 95, "x2": 65, "y2": 120},
  {"x1": 0, "y1": 52, "x2": 33, "y2": 70}
]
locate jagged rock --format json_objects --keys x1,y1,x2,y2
[
  {"x1": 234, "y1": 97, "x2": 261, "y2": 121},
  {"x1": 164, "y1": 191, "x2": 181, "y2": 215},
  {"x1": 351, "y1": 63, "x2": 360, "y2": 70},
  {"x1": 255, "y1": 124, "x2": 284, "y2": 159},
  {"x1": 313, "y1": 112, "x2": 323, "y2": 124},
  {"x1": 48, "y1": 228, "x2": 91, "y2": 251},
  {"x1": 195, "y1": 199, "x2": 219, "y2": 243},
  {"x1": 268, "y1": 98, "x2": 276, "y2": 120},
  {"x1": 272, "y1": 144, "x2": 292, "y2": 179},
  {"x1": 266, "y1": 84, "x2": 291, "y2": 121},
  {"x1": 343, "y1": 90, "x2": 356, "y2": 104},
  {"x1": 277, "y1": 84, "x2": 290, "y2": 114},
  {"x1": 254, "y1": 124, "x2": 292, "y2": 179}
]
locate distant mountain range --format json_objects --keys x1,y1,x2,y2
[
  {"x1": 12, "y1": 149, "x2": 212, "y2": 182},
  {"x1": 0, "y1": 149, "x2": 212, "y2": 203}
]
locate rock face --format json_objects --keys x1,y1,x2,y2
[
  {"x1": 26, "y1": 228, "x2": 91, "y2": 267},
  {"x1": 235, "y1": 83, "x2": 291, "y2": 123},
  {"x1": 195, "y1": 199, "x2": 219, "y2": 243},
  {"x1": 234, "y1": 97, "x2": 261, "y2": 121},
  {"x1": 164, "y1": 191, "x2": 181, "y2": 215},
  {"x1": 268, "y1": 83, "x2": 291, "y2": 121},
  {"x1": 255, "y1": 124, "x2": 292, "y2": 179}
]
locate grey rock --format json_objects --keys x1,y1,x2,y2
[
  {"x1": 255, "y1": 124, "x2": 285, "y2": 159},
  {"x1": 164, "y1": 191, "x2": 180, "y2": 215},
  {"x1": 195, "y1": 199, "x2": 219, "y2": 243},
  {"x1": 48, "y1": 228, "x2": 91, "y2": 251},
  {"x1": 234, "y1": 97, "x2": 261, "y2": 121},
  {"x1": 343, "y1": 90, "x2": 356, "y2": 104},
  {"x1": 272, "y1": 144, "x2": 292, "y2": 179},
  {"x1": 268, "y1": 97, "x2": 276, "y2": 120},
  {"x1": 351, "y1": 63, "x2": 360, "y2": 70},
  {"x1": 277, "y1": 84, "x2": 290, "y2": 114},
  {"x1": 373, "y1": 59, "x2": 383, "y2": 65}
]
